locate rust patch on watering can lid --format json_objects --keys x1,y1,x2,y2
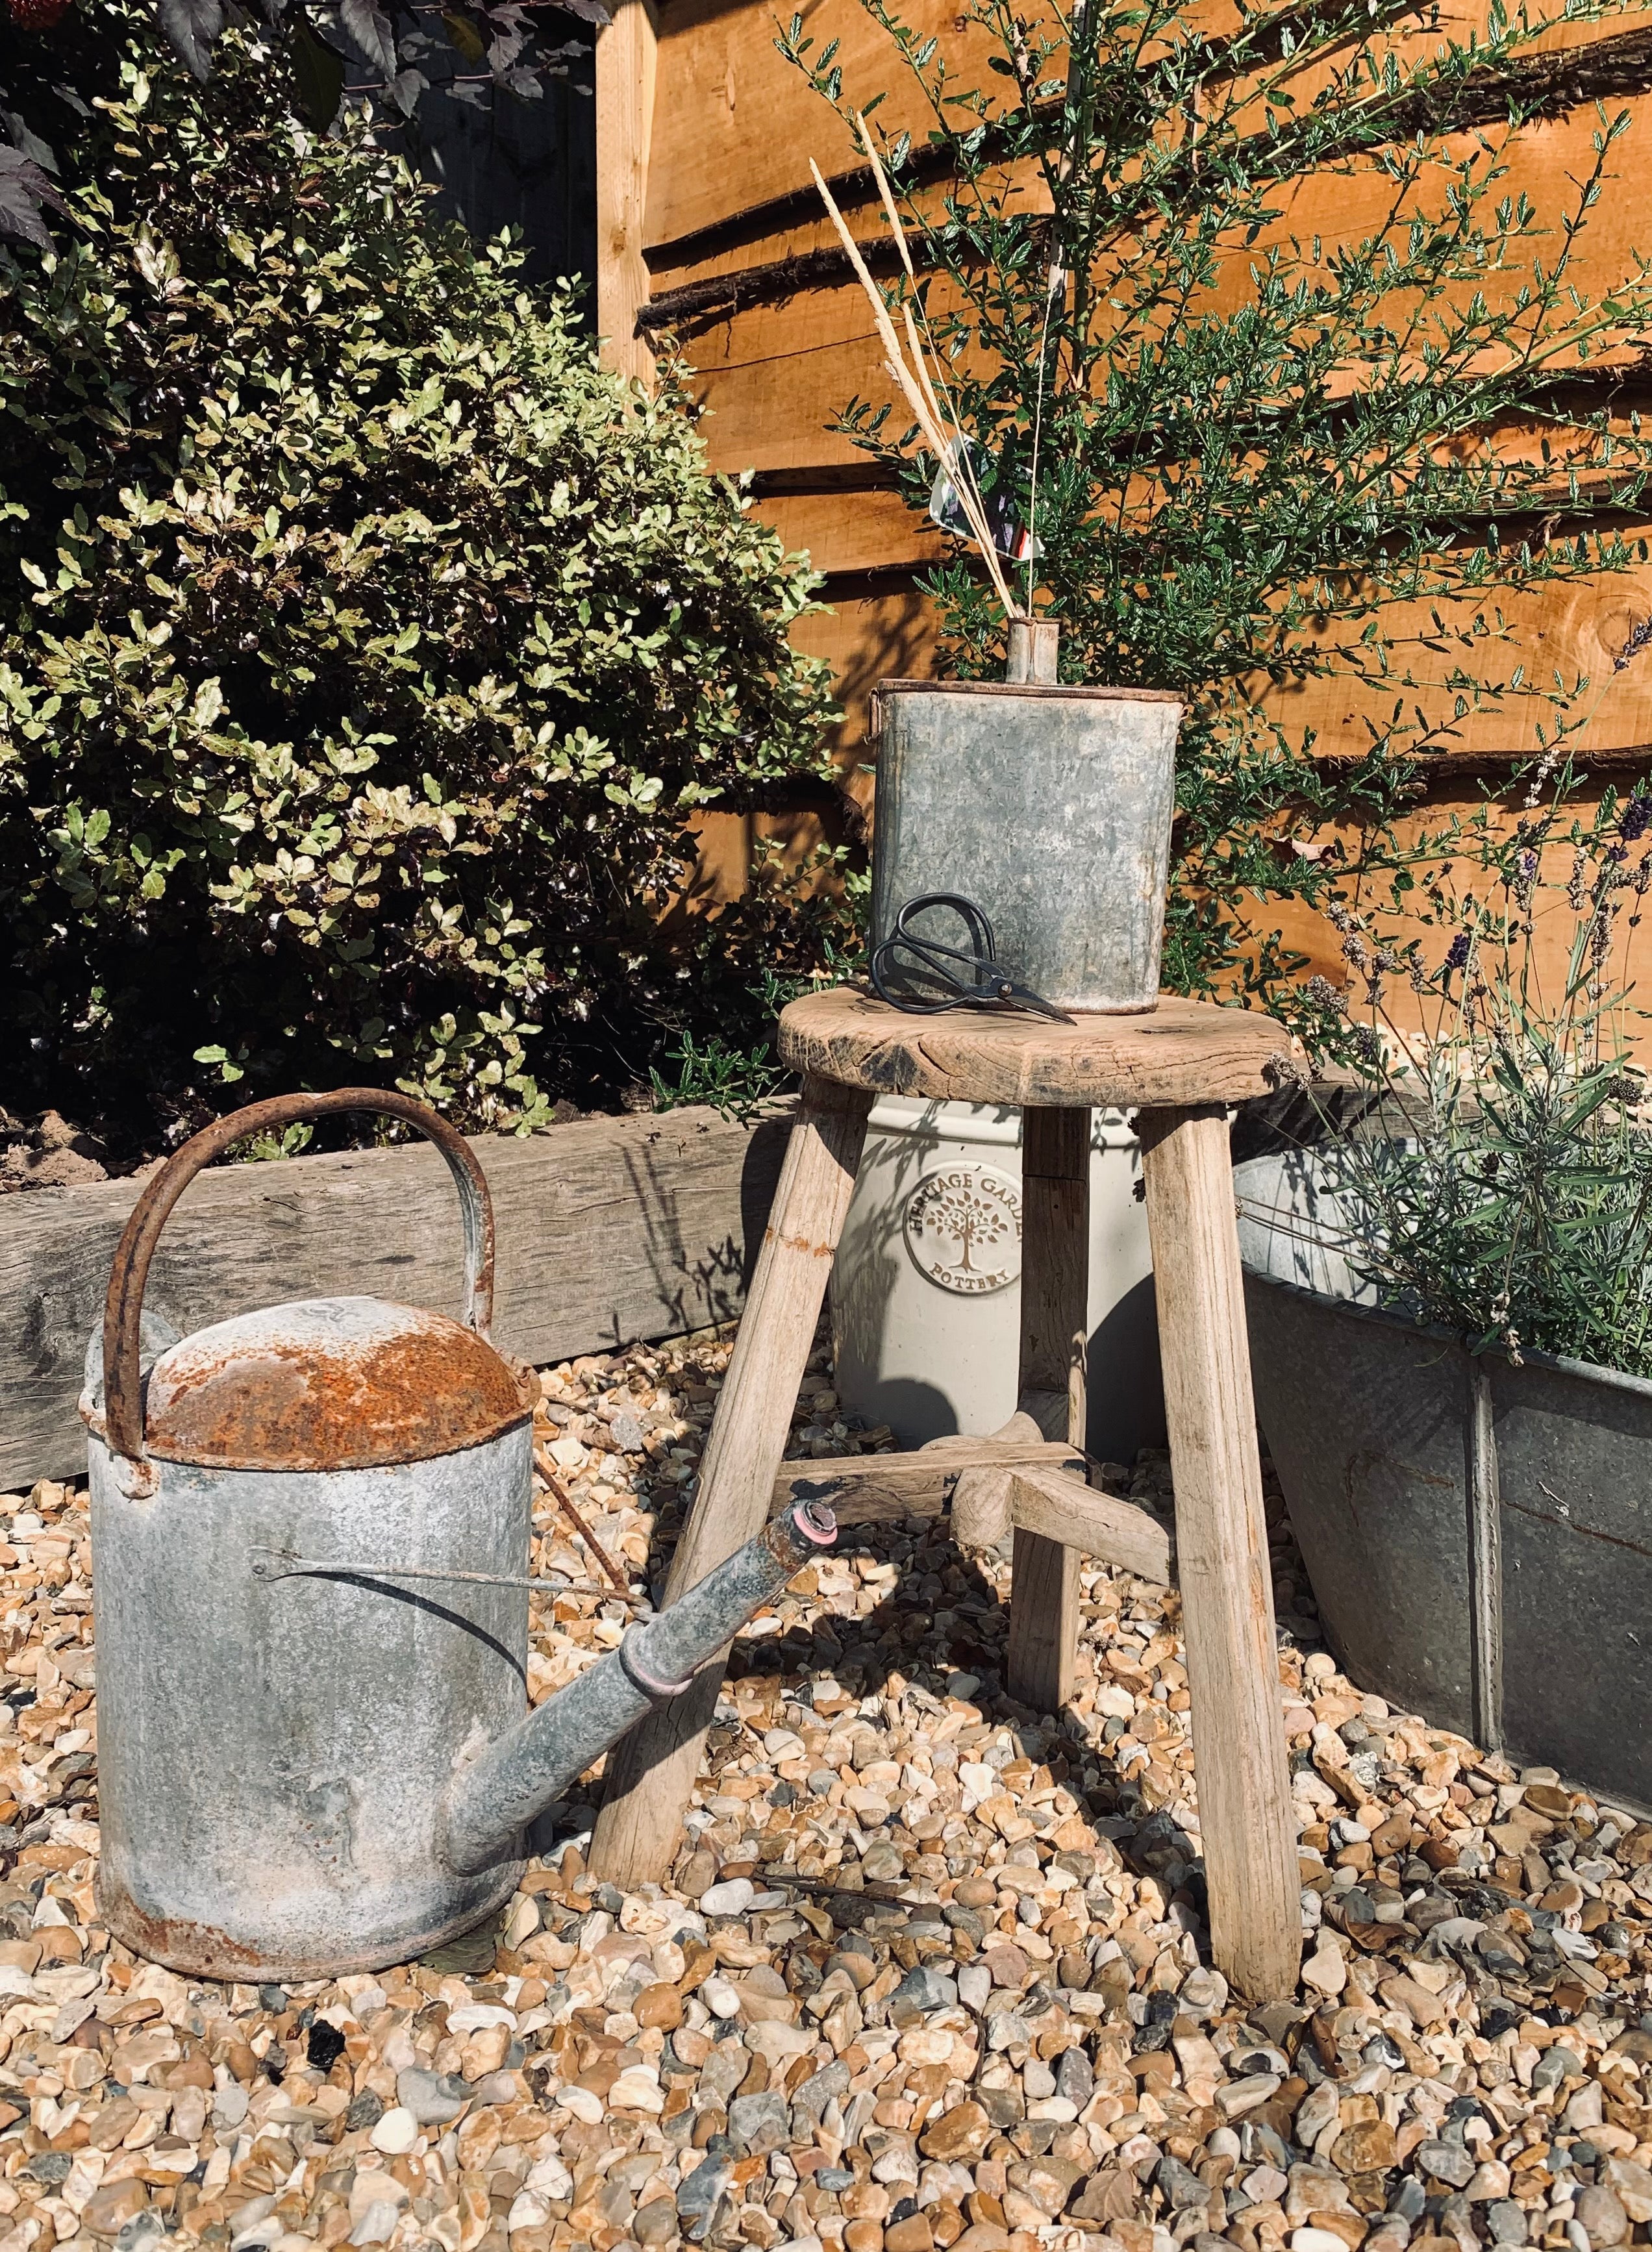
[{"x1": 140, "y1": 1296, "x2": 535, "y2": 1471}]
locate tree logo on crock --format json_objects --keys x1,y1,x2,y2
[{"x1": 903, "y1": 1166, "x2": 1023, "y2": 1294}]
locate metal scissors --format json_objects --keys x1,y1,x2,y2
[{"x1": 869, "y1": 892, "x2": 1075, "y2": 1023}]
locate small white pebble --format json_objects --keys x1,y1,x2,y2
[
  {"x1": 699, "y1": 1877, "x2": 756, "y2": 1916},
  {"x1": 702, "y1": 1976, "x2": 742, "y2": 2020},
  {"x1": 445, "y1": 2003, "x2": 515, "y2": 2033},
  {"x1": 369, "y1": 2107, "x2": 418, "y2": 2155},
  {"x1": 958, "y1": 1964, "x2": 992, "y2": 2013}
]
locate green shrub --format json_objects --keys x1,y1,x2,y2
[{"x1": 0, "y1": 6, "x2": 839, "y2": 1145}]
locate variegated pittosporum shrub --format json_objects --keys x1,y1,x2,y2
[{"x1": 0, "y1": 6, "x2": 837, "y2": 1142}]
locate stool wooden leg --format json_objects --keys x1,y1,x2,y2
[
  {"x1": 588, "y1": 1076, "x2": 873, "y2": 1889},
  {"x1": 1007, "y1": 1106, "x2": 1088, "y2": 1712},
  {"x1": 1138, "y1": 1103, "x2": 1301, "y2": 2001}
]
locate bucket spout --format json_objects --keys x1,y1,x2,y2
[{"x1": 442, "y1": 1499, "x2": 838, "y2": 1873}]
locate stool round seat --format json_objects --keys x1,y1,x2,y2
[{"x1": 777, "y1": 987, "x2": 1291, "y2": 1110}]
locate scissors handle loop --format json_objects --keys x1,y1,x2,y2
[{"x1": 868, "y1": 893, "x2": 1073, "y2": 1023}]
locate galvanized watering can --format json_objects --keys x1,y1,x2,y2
[{"x1": 81, "y1": 1089, "x2": 835, "y2": 1980}]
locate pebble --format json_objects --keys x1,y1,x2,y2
[
  {"x1": 1607, "y1": 2160, "x2": 1652, "y2": 2222},
  {"x1": 699, "y1": 1875, "x2": 757, "y2": 1916},
  {"x1": 1420, "y1": 2138, "x2": 1479, "y2": 2188},
  {"x1": 82, "y1": 2180, "x2": 152, "y2": 2238},
  {"x1": 2, "y1": 1342, "x2": 1651, "y2": 2252},
  {"x1": 366, "y1": 2103, "x2": 418, "y2": 2154},
  {"x1": 395, "y1": 2063, "x2": 471, "y2": 2122},
  {"x1": 1579, "y1": 2187, "x2": 1632, "y2": 2246},
  {"x1": 729, "y1": 2087, "x2": 792, "y2": 2153},
  {"x1": 1301, "y1": 1935, "x2": 1347, "y2": 1995}
]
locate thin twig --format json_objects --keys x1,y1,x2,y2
[
  {"x1": 810, "y1": 158, "x2": 1021, "y2": 619},
  {"x1": 1025, "y1": 261, "x2": 1062, "y2": 614},
  {"x1": 534, "y1": 1447, "x2": 632, "y2": 1594},
  {"x1": 855, "y1": 114, "x2": 1003, "y2": 569}
]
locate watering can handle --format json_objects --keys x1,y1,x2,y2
[{"x1": 101, "y1": 1088, "x2": 496, "y2": 1471}]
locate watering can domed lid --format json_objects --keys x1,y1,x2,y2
[{"x1": 137, "y1": 1295, "x2": 536, "y2": 1471}]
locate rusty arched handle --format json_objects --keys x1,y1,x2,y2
[{"x1": 102, "y1": 1089, "x2": 496, "y2": 1469}]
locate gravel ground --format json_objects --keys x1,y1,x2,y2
[{"x1": 1, "y1": 1331, "x2": 1650, "y2": 2252}]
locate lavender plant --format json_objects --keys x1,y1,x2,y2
[{"x1": 1292, "y1": 775, "x2": 1652, "y2": 1377}]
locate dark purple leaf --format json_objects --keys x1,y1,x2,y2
[
  {"x1": 288, "y1": 14, "x2": 346, "y2": 127},
  {"x1": 340, "y1": 0, "x2": 395, "y2": 76},
  {"x1": 484, "y1": 15, "x2": 524, "y2": 67},
  {"x1": 154, "y1": 0, "x2": 227, "y2": 80},
  {"x1": 0, "y1": 106, "x2": 58, "y2": 174},
  {"x1": 0, "y1": 144, "x2": 67, "y2": 252},
  {"x1": 388, "y1": 64, "x2": 427, "y2": 112}
]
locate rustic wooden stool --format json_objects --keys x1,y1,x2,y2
[{"x1": 590, "y1": 988, "x2": 1302, "y2": 1999}]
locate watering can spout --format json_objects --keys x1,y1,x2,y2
[{"x1": 441, "y1": 1499, "x2": 838, "y2": 1874}]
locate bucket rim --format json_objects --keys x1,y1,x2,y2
[{"x1": 875, "y1": 677, "x2": 1183, "y2": 705}]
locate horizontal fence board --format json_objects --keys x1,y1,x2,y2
[
  {"x1": 647, "y1": 214, "x2": 840, "y2": 290},
  {"x1": 1250, "y1": 549, "x2": 1652, "y2": 762},
  {"x1": 698, "y1": 334, "x2": 879, "y2": 473},
  {"x1": 790, "y1": 586, "x2": 942, "y2": 757},
  {"x1": 645, "y1": 0, "x2": 992, "y2": 253},
  {"x1": 0, "y1": 1101, "x2": 795, "y2": 1490},
  {"x1": 645, "y1": 0, "x2": 1652, "y2": 261},
  {"x1": 757, "y1": 488, "x2": 947, "y2": 577}
]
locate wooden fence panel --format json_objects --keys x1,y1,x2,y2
[{"x1": 642, "y1": 0, "x2": 999, "y2": 255}]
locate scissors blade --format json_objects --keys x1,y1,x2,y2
[{"x1": 992, "y1": 979, "x2": 1076, "y2": 1025}]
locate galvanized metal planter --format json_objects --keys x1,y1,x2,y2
[
  {"x1": 870, "y1": 680, "x2": 1184, "y2": 1014},
  {"x1": 1236, "y1": 1149, "x2": 1652, "y2": 1811}
]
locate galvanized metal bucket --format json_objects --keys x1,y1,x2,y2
[
  {"x1": 869, "y1": 679, "x2": 1184, "y2": 1014},
  {"x1": 1238, "y1": 1147, "x2": 1652, "y2": 1814}
]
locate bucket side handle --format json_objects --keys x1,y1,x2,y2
[{"x1": 102, "y1": 1089, "x2": 496, "y2": 1472}]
